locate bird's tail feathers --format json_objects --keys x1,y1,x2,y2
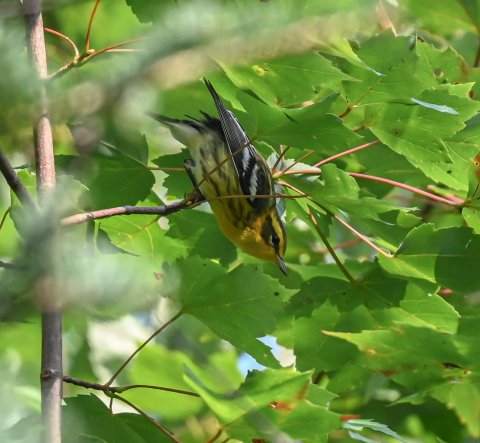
[{"x1": 147, "y1": 113, "x2": 179, "y2": 126}]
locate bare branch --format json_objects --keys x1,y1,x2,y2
[
  {"x1": 63, "y1": 376, "x2": 200, "y2": 397},
  {"x1": 0, "y1": 146, "x2": 37, "y2": 211},
  {"x1": 60, "y1": 201, "x2": 185, "y2": 226},
  {"x1": 24, "y1": 2, "x2": 61, "y2": 443}
]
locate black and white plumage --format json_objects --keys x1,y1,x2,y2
[
  {"x1": 150, "y1": 79, "x2": 287, "y2": 275},
  {"x1": 203, "y1": 80, "x2": 274, "y2": 214}
]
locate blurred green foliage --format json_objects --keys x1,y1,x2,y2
[{"x1": 2, "y1": 0, "x2": 480, "y2": 442}]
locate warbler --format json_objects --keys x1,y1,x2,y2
[{"x1": 151, "y1": 79, "x2": 287, "y2": 275}]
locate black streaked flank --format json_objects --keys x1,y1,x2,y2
[{"x1": 204, "y1": 79, "x2": 274, "y2": 214}]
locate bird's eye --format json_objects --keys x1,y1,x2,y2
[{"x1": 272, "y1": 234, "x2": 280, "y2": 245}]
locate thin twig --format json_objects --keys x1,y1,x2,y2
[
  {"x1": 85, "y1": 38, "x2": 149, "y2": 58},
  {"x1": 275, "y1": 140, "x2": 380, "y2": 179},
  {"x1": 115, "y1": 384, "x2": 199, "y2": 397},
  {"x1": 275, "y1": 150, "x2": 315, "y2": 178},
  {"x1": 271, "y1": 145, "x2": 291, "y2": 173},
  {"x1": 60, "y1": 201, "x2": 185, "y2": 226},
  {"x1": 0, "y1": 207, "x2": 10, "y2": 235},
  {"x1": 308, "y1": 208, "x2": 356, "y2": 284},
  {"x1": 188, "y1": 192, "x2": 304, "y2": 209},
  {"x1": 48, "y1": 37, "x2": 149, "y2": 81},
  {"x1": 313, "y1": 140, "x2": 380, "y2": 168},
  {"x1": 106, "y1": 48, "x2": 146, "y2": 53},
  {"x1": 84, "y1": 0, "x2": 102, "y2": 55},
  {"x1": 0, "y1": 145, "x2": 37, "y2": 211},
  {"x1": 111, "y1": 394, "x2": 183, "y2": 443},
  {"x1": 62, "y1": 376, "x2": 200, "y2": 397},
  {"x1": 148, "y1": 167, "x2": 185, "y2": 171},
  {"x1": 44, "y1": 28, "x2": 79, "y2": 57},
  {"x1": 105, "y1": 311, "x2": 183, "y2": 387}
]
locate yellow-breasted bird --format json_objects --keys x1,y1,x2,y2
[{"x1": 151, "y1": 80, "x2": 287, "y2": 275}]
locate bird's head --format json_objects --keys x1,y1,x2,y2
[{"x1": 238, "y1": 208, "x2": 287, "y2": 275}]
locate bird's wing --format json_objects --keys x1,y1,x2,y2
[{"x1": 204, "y1": 79, "x2": 273, "y2": 212}]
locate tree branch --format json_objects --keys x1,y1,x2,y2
[
  {"x1": 24, "y1": 2, "x2": 61, "y2": 443},
  {"x1": 63, "y1": 375, "x2": 200, "y2": 397},
  {"x1": 60, "y1": 201, "x2": 185, "y2": 226},
  {"x1": 0, "y1": 145, "x2": 37, "y2": 211},
  {"x1": 60, "y1": 194, "x2": 302, "y2": 227}
]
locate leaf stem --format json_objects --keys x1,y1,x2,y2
[
  {"x1": 275, "y1": 140, "x2": 379, "y2": 179},
  {"x1": 333, "y1": 214, "x2": 393, "y2": 258},
  {"x1": 308, "y1": 208, "x2": 356, "y2": 284},
  {"x1": 105, "y1": 311, "x2": 183, "y2": 387},
  {"x1": 338, "y1": 106, "x2": 354, "y2": 119},
  {"x1": 48, "y1": 37, "x2": 149, "y2": 81},
  {"x1": 84, "y1": 0, "x2": 102, "y2": 55},
  {"x1": 44, "y1": 28, "x2": 79, "y2": 57},
  {"x1": 148, "y1": 167, "x2": 185, "y2": 171},
  {"x1": 313, "y1": 140, "x2": 380, "y2": 168},
  {"x1": 318, "y1": 237, "x2": 362, "y2": 254},
  {"x1": 275, "y1": 149, "x2": 315, "y2": 177},
  {"x1": 279, "y1": 167, "x2": 463, "y2": 208},
  {"x1": 111, "y1": 393, "x2": 183, "y2": 443},
  {"x1": 349, "y1": 173, "x2": 462, "y2": 206},
  {"x1": 106, "y1": 48, "x2": 145, "y2": 53},
  {"x1": 278, "y1": 180, "x2": 392, "y2": 259},
  {"x1": 204, "y1": 429, "x2": 223, "y2": 443}
]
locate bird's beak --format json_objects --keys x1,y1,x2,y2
[{"x1": 277, "y1": 255, "x2": 288, "y2": 276}]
